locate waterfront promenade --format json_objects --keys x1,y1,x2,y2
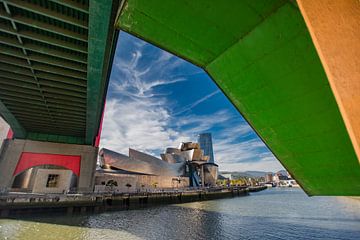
[{"x1": 0, "y1": 186, "x2": 266, "y2": 217}]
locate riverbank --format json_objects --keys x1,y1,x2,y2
[
  {"x1": 2, "y1": 188, "x2": 359, "y2": 240},
  {"x1": 0, "y1": 186, "x2": 267, "y2": 217}
]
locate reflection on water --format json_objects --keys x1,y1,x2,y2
[{"x1": 1, "y1": 188, "x2": 360, "y2": 240}]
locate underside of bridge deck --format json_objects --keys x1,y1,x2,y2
[{"x1": 0, "y1": 0, "x2": 119, "y2": 145}]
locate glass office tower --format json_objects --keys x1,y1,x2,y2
[{"x1": 197, "y1": 133, "x2": 215, "y2": 163}]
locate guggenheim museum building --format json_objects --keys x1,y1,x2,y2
[{"x1": 95, "y1": 133, "x2": 219, "y2": 192}]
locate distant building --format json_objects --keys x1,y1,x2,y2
[
  {"x1": 197, "y1": 133, "x2": 215, "y2": 163},
  {"x1": 273, "y1": 172, "x2": 299, "y2": 187},
  {"x1": 95, "y1": 134, "x2": 219, "y2": 192},
  {"x1": 265, "y1": 173, "x2": 273, "y2": 183},
  {"x1": 4, "y1": 132, "x2": 219, "y2": 194},
  {"x1": 221, "y1": 173, "x2": 233, "y2": 180}
]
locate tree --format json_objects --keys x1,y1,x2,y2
[{"x1": 106, "y1": 180, "x2": 118, "y2": 187}]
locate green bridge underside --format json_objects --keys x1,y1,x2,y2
[
  {"x1": 118, "y1": 0, "x2": 360, "y2": 195},
  {"x1": 0, "y1": 0, "x2": 118, "y2": 145}
]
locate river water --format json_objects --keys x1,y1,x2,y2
[{"x1": 0, "y1": 188, "x2": 360, "y2": 240}]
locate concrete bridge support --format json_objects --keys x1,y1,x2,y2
[
  {"x1": 297, "y1": 0, "x2": 360, "y2": 162},
  {"x1": 0, "y1": 139, "x2": 97, "y2": 193}
]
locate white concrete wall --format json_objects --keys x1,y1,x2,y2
[
  {"x1": 0, "y1": 117, "x2": 9, "y2": 144},
  {"x1": 32, "y1": 169, "x2": 72, "y2": 194}
]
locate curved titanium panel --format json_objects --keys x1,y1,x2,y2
[{"x1": 99, "y1": 148, "x2": 185, "y2": 176}]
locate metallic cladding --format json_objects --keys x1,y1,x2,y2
[{"x1": 99, "y1": 148, "x2": 185, "y2": 176}]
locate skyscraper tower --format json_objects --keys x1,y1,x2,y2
[{"x1": 197, "y1": 133, "x2": 215, "y2": 163}]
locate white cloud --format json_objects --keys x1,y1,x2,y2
[
  {"x1": 101, "y1": 42, "x2": 196, "y2": 155},
  {"x1": 210, "y1": 121, "x2": 284, "y2": 172},
  {"x1": 100, "y1": 98, "x2": 191, "y2": 155},
  {"x1": 100, "y1": 34, "x2": 284, "y2": 172},
  {"x1": 173, "y1": 90, "x2": 220, "y2": 116}
]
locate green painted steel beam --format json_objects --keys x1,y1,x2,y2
[
  {"x1": 0, "y1": 21, "x2": 88, "y2": 54},
  {"x1": 0, "y1": 35, "x2": 88, "y2": 64},
  {"x1": 26, "y1": 132, "x2": 85, "y2": 144},
  {"x1": 36, "y1": 72, "x2": 87, "y2": 87},
  {"x1": 0, "y1": 41, "x2": 86, "y2": 74},
  {"x1": 0, "y1": 54, "x2": 87, "y2": 80},
  {"x1": 7, "y1": 106, "x2": 86, "y2": 121},
  {"x1": 0, "y1": 8, "x2": 87, "y2": 42},
  {"x1": 0, "y1": 90, "x2": 43, "y2": 102},
  {"x1": 23, "y1": 125, "x2": 85, "y2": 133},
  {"x1": 5, "y1": 94, "x2": 82, "y2": 112},
  {"x1": 0, "y1": 100, "x2": 26, "y2": 138},
  {"x1": 9, "y1": 107, "x2": 86, "y2": 120},
  {"x1": 49, "y1": 0, "x2": 89, "y2": 14},
  {"x1": 3, "y1": 0, "x2": 88, "y2": 29},
  {"x1": 17, "y1": 118, "x2": 85, "y2": 129},
  {"x1": 0, "y1": 62, "x2": 33, "y2": 77},
  {"x1": 0, "y1": 82, "x2": 86, "y2": 104},
  {"x1": 86, "y1": 0, "x2": 118, "y2": 145},
  {"x1": 0, "y1": 68, "x2": 88, "y2": 91},
  {"x1": 117, "y1": 0, "x2": 360, "y2": 195},
  {"x1": 0, "y1": 77, "x2": 38, "y2": 90}
]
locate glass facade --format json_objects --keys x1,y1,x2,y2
[{"x1": 197, "y1": 133, "x2": 215, "y2": 163}]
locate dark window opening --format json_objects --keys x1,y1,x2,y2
[{"x1": 46, "y1": 174, "x2": 59, "y2": 188}]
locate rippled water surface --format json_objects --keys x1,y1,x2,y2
[{"x1": 1, "y1": 188, "x2": 360, "y2": 240}]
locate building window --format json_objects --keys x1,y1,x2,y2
[{"x1": 46, "y1": 174, "x2": 59, "y2": 188}]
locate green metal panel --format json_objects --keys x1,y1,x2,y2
[
  {"x1": 26, "y1": 132, "x2": 85, "y2": 145},
  {"x1": 0, "y1": 0, "x2": 117, "y2": 145},
  {"x1": 118, "y1": 0, "x2": 360, "y2": 195},
  {"x1": 86, "y1": 0, "x2": 118, "y2": 145},
  {"x1": 119, "y1": 0, "x2": 286, "y2": 66}
]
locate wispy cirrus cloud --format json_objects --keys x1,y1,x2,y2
[
  {"x1": 172, "y1": 90, "x2": 220, "y2": 116},
  {"x1": 100, "y1": 32, "x2": 284, "y2": 172}
]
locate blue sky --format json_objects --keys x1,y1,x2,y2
[{"x1": 100, "y1": 31, "x2": 284, "y2": 172}]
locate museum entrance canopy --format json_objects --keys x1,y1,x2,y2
[{"x1": 116, "y1": 0, "x2": 360, "y2": 196}]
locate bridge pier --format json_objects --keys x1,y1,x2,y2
[{"x1": 0, "y1": 139, "x2": 98, "y2": 194}]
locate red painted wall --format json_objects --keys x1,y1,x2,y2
[
  {"x1": 6, "y1": 128, "x2": 13, "y2": 139},
  {"x1": 94, "y1": 101, "x2": 106, "y2": 147},
  {"x1": 13, "y1": 152, "x2": 81, "y2": 176}
]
